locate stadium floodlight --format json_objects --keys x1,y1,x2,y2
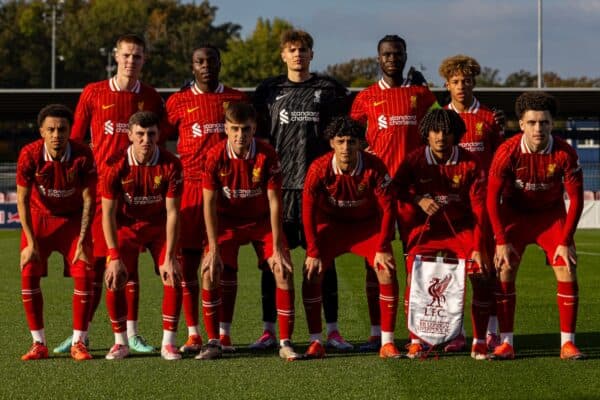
[{"x1": 42, "y1": 0, "x2": 65, "y2": 89}]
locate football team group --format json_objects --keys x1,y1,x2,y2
[{"x1": 17, "y1": 29, "x2": 585, "y2": 362}]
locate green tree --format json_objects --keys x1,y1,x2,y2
[
  {"x1": 324, "y1": 57, "x2": 378, "y2": 87},
  {"x1": 220, "y1": 17, "x2": 293, "y2": 87},
  {"x1": 476, "y1": 67, "x2": 502, "y2": 87}
]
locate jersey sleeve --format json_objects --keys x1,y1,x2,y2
[
  {"x1": 101, "y1": 163, "x2": 121, "y2": 200},
  {"x1": 302, "y1": 163, "x2": 322, "y2": 258},
  {"x1": 486, "y1": 144, "x2": 512, "y2": 244},
  {"x1": 16, "y1": 146, "x2": 34, "y2": 187},
  {"x1": 560, "y1": 148, "x2": 584, "y2": 245},
  {"x1": 349, "y1": 91, "x2": 368, "y2": 125},
  {"x1": 166, "y1": 157, "x2": 184, "y2": 198},
  {"x1": 71, "y1": 85, "x2": 94, "y2": 143},
  {"x1": 80, "y1": 147, "x2": 98, "y2": 190},
  {"x1": 468, "y1": 161, "x2": 487, "y2": 251},
  {"x1": 201, "y1": 150, "x2": 220, "y2": 191},
  {"x1": 372, "y1": 161, "x2": 395, "y2": 252},
  {"x1": 266, "y1": 148, "x2": 283, "y2": 190}
]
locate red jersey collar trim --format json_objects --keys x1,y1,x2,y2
[
  {"x1": 191, "y1": 82, "x2": 224, "y2": 95},
  {"x1": 447, "y1": 97, "x2": 480, "y2": 114},
  {"x1": 109, "y1": 76, "x2": 141, "y2": 94},
  {"x1": 425, "y1": 145, "x2": 459, "y2": 165},
  {"x1": 332, "y1": 151, "x2": 363, "y2": 176},
  {"x1": 127, "y1": 145, "x2": 160, "y2": 166},
  {"x1": 226, "y1": 138, "x2": 256, "y2": 160},
  {"x1": 43, "y1": 142, "x2": 71, "y2": 162},
  {"x1": 377, "y1": 77, "x2": 410, "y2": 90},
  {"x1": 520, "y1": 133, "x2": 554, "y2": 154}
]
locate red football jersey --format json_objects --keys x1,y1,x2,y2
[
  {"x1": 71, "y1": 77, "x2": 165, "y2": 172},
  {"x1": 302, "y1": 151, "x2": 395, "y2": 257},
  {"x1": 165, "y1": 82, "x2": 249, "y2": 181},
  {"x1": 202, "y1": 138, "x2": 282, "y2": 220},
  {"x1": 102, "y1": 146, "x2": 183, "y2": 226},
  {"x1": 350, "y1": 78, "x2": 437, "y2": 176},
  {"x1": 394, "y1": 145, "x2": 486, "y2": 242},
  {"x1": 16, "y1": 139, "x2": 97, "y2": 216},
  {"x1": 446, "y1": 98, "x2": 503, "y2": 172},
  {"x1": 487, "y1": 133, "x2": 584, "y2": 245}
]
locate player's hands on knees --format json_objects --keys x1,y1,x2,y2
[
  {"x1": 72, "y1": 239, "x2": 92, "y2": 265},
  {"x1": 20, "y1": 244, "x2": 40, "y2": 271},
  {"x1": 201, "y1": 250, "x2": 223, "y2": 284},
  {"x1": 105, "y1": 259, "x2": 127, "y2": 291},
  {"x1": 374, "y1": 252, "x2": 396, "y2": 273},
  {"x1": 160, "y1": 256, "x2": 182, "y2": 287},
  {"x1": 304, "y1": 256, "x2": 323, "y2": 282},
  {"x1": 469, "y1": 250, "x2": 488, "y2": 276},
  {"x1": 269, "y1": 247, "x2": 293, "y2": 277},
  {"x1": 494, "y1": 243, "x2": 518, "y2": 272},
  {"x1": 417, "y1": 197, "x2": 441, "y2": 216},
  {"x1": 553, "y1": 244, "x2": 577, "y2": 274}
]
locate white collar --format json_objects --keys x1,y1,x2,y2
[
  {"x1": 377, "y1": 77, "x2": 410, "y2": 90},
  {"x1": 109, "y1": 76, "x2": 141, "y2": 93},
  {"x1": 43, "y1": 142, "x2": 71, "y2": 162},
  {"x1": 425, "y1": 145, "x2": 459, "y2": 165},
  {"x1": 448, "y1": 97, "x2": 480, "y2": 114},
  {"x1": 191, "y1": 81, "x2": 224, "y2": 95},
  {"x1": 332, "y1": 152, "x2": 363, "y2": 175},
  {"x1": 127, "y1": 145, "x2": 159, "y2": 166},
  {"x1": 520, "y1": 134, "x2": 554, "y2": 154},
  {"x1": 226, "y1": 138, "x2": 256, "y2": 160}
]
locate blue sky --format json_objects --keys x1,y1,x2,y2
[{"x1": 208, "y1": 0, "x2": 600, "y2": 86}]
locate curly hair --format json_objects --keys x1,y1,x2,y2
[
  {"x1": 324, "y1": 116, "x2": 365, "y2": 140},
  {"x1": 280, "y1": 29, "x2": 313, "y2": 50},
  {"x1": 438, "y1": 54, "x2": 481, "y2": 80},
  {"x1": 515, "y1": 91, "x2": 558, "y2": 119},
  {"x1": 419, "y1": 108, "x2": 466, "y2": 144},
  {"x1": 37, "y1": 104, "x2": 73, "y2": 127}
]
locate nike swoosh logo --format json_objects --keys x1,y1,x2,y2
[
  {"x1": 373, "y1": 100, "x2": 386, "y2": 106},
  {"x1": 121, "y1": 179, "x2": 134, "y2": 184},
  {"x1": 102, "y1": 104, "x2": 115, "y2": 110},
  {"x1": 564, "y1": 302, "x2": 576, "y2": 306},
  {"x1": 35, "y1": 172, "x2": 47, "y2": 177},
  {"x1": 276, "y1": 93, "x2": 290, "y2": 101},
  {"x1": 187, "y1": 106, "x2": 200, "y2": 113},
  {"x1": 206, "y1": 311, "x2": 216, "y2": 316}
]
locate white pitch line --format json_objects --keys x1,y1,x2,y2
[{"x1": 577, "y1": 251, "x2": 600, "y2": 256}]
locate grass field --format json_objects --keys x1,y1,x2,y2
[{"x1": 0, "y1": 229, "x2": 599, "y2": 400}]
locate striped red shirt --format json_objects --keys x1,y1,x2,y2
[
  {"x1": 487, "y1": 133, "x2": 583, "y2": 245},
  {"x1": 302, "y1": 151, "x2": 395, "y2": 257},
  {"x1": 165, "y1": 82, "x2": 248, "y2": 182},
  {"x1": 71, "y1": 77, "x2": 165, "y2": 174},
  {"x1": 102, "y1": 146, "x2": 182, "y2": 226},
  {"x1": 350, "y1": 78, "x2": 437, "y2": 176},
  {"x1": 17, "y1": 139, "x2": 97, "y2": 216},
  {"x1": 446, "y1": 98, "x2": 503, "y2": 172},
  {"x1": 202, "y1": 138, "x2": 282, "y2": 221}
]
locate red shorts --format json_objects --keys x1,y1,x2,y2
[
  {"x1": 116, "y1": 223, "x2": 169, "y2": 280},
  {"x1": 212, "y1": 217, "x2": 281, "y2": 269},
  {"x1": 315, "y1": 219, "x2": 382, "y2": 268},
  {"x1": 21, "y1": 213, "x2": 93, "y2": 278},
  {"x1": 406, "y1": 226, "x2": 475, "y2": 274},
  {"x1": 91, "y1": 194, "x2": 106, "y2": 257},
  {"x1": 502, "y1": 208, "x2": 569, "y2": 267},
  {"x1": 179, "y1": 180, "x2": 206, "y2": 250}
]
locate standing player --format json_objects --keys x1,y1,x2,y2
[
  {"x1": 487, "y1": 92, "x2": 585, "y2": 360},
  {"x1": 394, "y1": 109, "x2": 491, "y2": 360},
  {"x1": 350, "y1": 34, "x2": 438, "y2": 350},
  {"x1": 253, "y1": 29, "x2": 351, "y2": 351},
  {"x1": 18, "y1": 104, "x2": 96, "y2": 361},
  {"x1": 102, "y1": 111, "x2": 183, "y2": 360},
  {"x1": 55, "y1": 33, "x2": 165, "y2": 354},
  {"x1": 165, "y1": 44, "x2": 248, "y2": 354},
  {"x1": 438, "y1": 54, "x2": 504, "y2": 352},
  {"x1": 301, "y1": 116, "x2": 401, "y2": 359},
  {"x1": 199, "y1": 102, "x2": 298, "y2": 361}
]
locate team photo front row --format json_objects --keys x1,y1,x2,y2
[{"x1": 18, "y1": 92, "x2": 584, "y2": 362}]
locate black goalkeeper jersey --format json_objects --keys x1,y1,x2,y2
[{"x1": 253, "y1": 74, "x2": 349, "y2": 190}]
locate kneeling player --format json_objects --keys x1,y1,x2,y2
[
  {"x1": 18, "y1": 104, "x2": 96, "y2": 361},
  {"x1": 302, "y1": 116, "x2": 401, "y2": 359},
  {"x1": 487, "y1": 92, "x2": 585, "y2": 360},
  {"x1": 102, "y1": 111, "x2": 184, "y2": 361},
  {"x1": 396, "y1": 108, "x2": 492, "y2": 360},
  {"x1": 200, "y1": 102, "x2": 298, "y2": 361}
]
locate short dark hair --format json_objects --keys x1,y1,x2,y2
[
  {"x1": 280, "y1": 29, "x2": 313, "y2": 50},
  {"x1": 419, "y1": 108, "x2": 466, "y2": 145},
  {"x1": 377, "y1": 34, "x2": 406, "y2": 53},
  {"x1": 37, "y1": 104, "x2": 73, "y2": 127},
  {"x1": 515, "y1": 91, "x2": 558, "y2": 119},
  {"x1": 224, "y1": 102, "x2": 256, "y2": 123},
  {"x1": 193, "y1": 43, "x2": 221, "y2": 61},
  {"x1": 128, "y1": 111, "x2": 159, "y2": 130},
  {"x1": 324, "y1": 116, "x2": 365, "y2": 140},
  {"x1": 116, "y1": 33, "x2": 146, "y2": 51}
]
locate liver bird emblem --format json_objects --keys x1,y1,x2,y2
[{"x1": 428, "y1": 274, "x2": 452, "y2": 307}]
